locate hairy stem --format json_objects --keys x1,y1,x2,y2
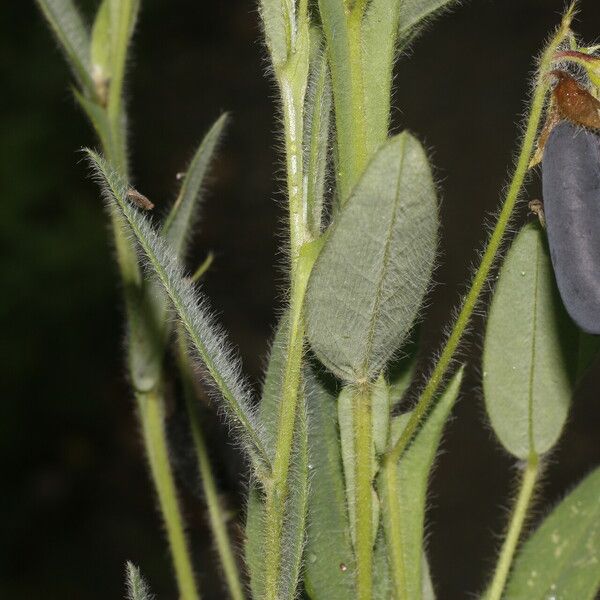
[
  {"x1": 353, "y1": 383, "x2": 374, "y2": 600},
  {"x1": 385, "y1": 7, "x2": 574, "y2": 465},
  {"x1": 138, "y1": 390, "x2": 201, "y2": 600},
  {"x1": 487, "y1": 454, "x2": 540, "y2": 600}
]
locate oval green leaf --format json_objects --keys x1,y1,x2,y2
[
  {"x1": 504, "y1": 467, "x2": 600, "y2": 600},
  {"x1": 483, "y1": 224, "x2": 577, "y2": 459},
  {"x1": 306, "y1": 131, "x2": 438, "y2": 382}
]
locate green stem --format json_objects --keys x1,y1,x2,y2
[
  {"x1": 263, "y1": 244, "x2": 317, "y2": 600},
  {"x1": 385, "y1": 8, "x2": 574, "y2": 466},
  {"x1": 353, "y1": 383, "x2": 374, "y2": 600},
  {"x1": 262, "y1": 55, "x2": 314, "y2": 597},
  {"x1": 487, "y1": 454, "x2": 540, "y2": 600},
  {"x1": 138, "y1": 390, "x2": 201, "y2": 600},
  {"x1": 183, "y1": 388, "x2": 245, "y2": 600},
  {"x1": 380, "y1": 458, "x2": 408, "y2": 600}
]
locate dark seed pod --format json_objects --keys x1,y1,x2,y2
[{"x1": 542, "y1": 121, "x2": 600, "y2": 334}]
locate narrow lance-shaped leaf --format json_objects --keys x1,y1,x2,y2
[
  {"x1": 90, "y1": 0, "x2": 111, "y2": 103},
  {"x1": 245, "y1": 317, "x2": 309, "y2": 600},
  {"x1": 362, "y1": 0, "x2": 458, "y2": 155},
  {"x1": 86, "y1": 149, "x2": 270, "y2": 466},
  {"x1": 483, "y1": 224, "x2": 577, "y2": 459},
  {"x1": 304, "y1": 28, "x2": 332, "y2": 236},
  {"x1": 304, "y1": 368, "x2": 356, "y2": 600},
  {"x1": 379, "y1": 367, "x2": 463, "y2": 600},
  {"x1": 503, "y1": 467, "x2": 600, "y2": 600},
  {"x1": 306, "y1": 131, "x2": 438, "y2": 382},
  {"x1": 259, "y1": 0, "x2": 293, "y2": 70},
  {"x1": 162, "y1": 114, "x2": 229, "y2": 258},
  {"x1": 397, "y1": 0, "x2": 459, "y2": 41},
  {"x1": 36, "y1": 0, "x2": 96, "y2": 96},
  {"x1": 125, "y1": 562, "x2": 154, "y2": 600},
  {"x1": 107, "y1": 0, "x2": 140, "y2": 111}
]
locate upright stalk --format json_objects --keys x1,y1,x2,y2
[
  {"x1": 262, "y1": 61, "x2": 314, "y2": 598},
  {"x1": 96, "y1": 7, "x2": 201, "y2": 597},
  {"x1": 352, "y1": 383, "x2": 374, "y2": 600},
  {"x1": 385, "y1": 7, "x2": 574, "y2": 466},
  {"x1": 138, "y1": 390, "x2": 201, "y2": 600},
  {"x1": 486, "y1": 454, "x2": 540, "y2": 600}
]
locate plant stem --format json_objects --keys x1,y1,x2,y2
[
  {"x1": 138, "y1": 389, "x2": 201, "y2": 600},
  {"x1": 486, "y1": 454, "x2": 540, "y2": 600},
  {"x1": 184, "y1": 391, "x2": 245, "y2": 600},
  {"x1": 353, "y1": 383, "x2": 374, "y2": 600},
  {"x1": 380, "y1": 458, "x2": 408, "y2": 600},
  {"x1": 262, "y1": 58, "x2": 314, "y2": 597},
  {"x1": 385, "y1": 8, "x2": 574, "y2": 466},
  {"x1": 262, "y1": 242, "x2": 318, "y2": 600}
]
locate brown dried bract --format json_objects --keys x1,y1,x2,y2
[
  {"x1": 551, "y1": 70, "x2": 600, "y2": 129},
  {"x1": 126, "y1": 188, "x2": 154, "y2": 211}
]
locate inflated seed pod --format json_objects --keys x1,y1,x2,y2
[{"x1": 542, "y1": 121, "x2": 600, "y2": 334}]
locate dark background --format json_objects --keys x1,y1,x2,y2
[{"x1": 2, "y1": 0, "x2": 600, "y2": 598}]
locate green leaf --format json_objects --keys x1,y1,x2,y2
[
  {"x1": 107, "y1": 0, "x2": 140, "y2": 109},
  {"x1": 504, "y1": 467, "x2": 600, "y2": 600},
  {"x1": 397, "y1": 0, "x2": 458, "y2": 41},
  {"x1": 125, "y1": 562, "x2": 154, "y2": 600},
  {"x1": 483, "y1": 224, "x2": 577, "y2": 459},
  {"x1": 306, "y1": 132, "x2": 438, "y2": 382},
  {"x1": 304, "y1": 368, "x2": 356, "y2": 600},
  {"x1": 317, "y1": 0, "x2": 357, "y2": 201},
  {"x1": 379, "y1": 367, "x2": 463, "y2": 600},
  {"x1": 245, "y1": 318, "x2": 309, "y2": 600},
  {"x1": 259, "y1": 0, "x2": 292, "y2": 70},
  {"x1": 90, "y1": 0, "x2": 111, "y2": 101},
  {"x1": 362, "y1": 0, "x2": 458, "y2": 154},
  {"x1": 304, "y1": 28, "x2": 332, "y2": 236},
  {"x1": 73, "y1": 88, "x2": 112, "y2": 152},
  {"x1": 338, "y1": 384, "x2": 380, "y2": 549},
  {"x1": 86, "y1": 150, "x2": 270, "y2": 465},
  {"x1": 162, "y1": 114, "x2": 229, "y2": 259},
  {"x1": 36, "y1": 0, "x2": 96, "y2": 96}
]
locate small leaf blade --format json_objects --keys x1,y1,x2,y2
[
  {"x1": 162, "y1": 114, "x2": 229, "y2": 259},
  {"x1": 304, "y1": 368, "x2": 356, "y2": 599},
  {"x1": 380, "y1": 367, "x2": 463, "y2": 600},
  {"x1": 36, "y1": 0, "x2": 96, "y2": 95},
  {"x1": 125, "y1": 562, "x2": 154, "y2": 600},
  {"x1": 504, "y1": 467, "x2": 600, "y2": 600},
  {"x1": 306, "y1": 132, "x2": 438, "y2": 382},
  {"x1": 483, "y1": 224, "x2": 577, "y2": 459}
]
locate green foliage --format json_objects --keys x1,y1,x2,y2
[
  {"x1": 381, "y1": 368, "x2": 463, "y2": 600},
  {"x1": 304, "y1": 370, "x2": 356, "y2": 599},
  {"x1": 38, "y1": 2, "x2": 598, "y2": 600},
  {"x1": 245, "y1": 318, "x2": 309, "y2": 600},
  {"x1": 306, "y1": 132, "x2": 438, "y2": 383},
  {"x1": 125, "y1": 563, "x2": 154, "y2": 600},
  {"x1": 504, "y1": 467, "x2": 600, "y2": 600},
  {"x1": 162, "y1": 114, "x2": 229, "y2": 258},
  {"x1": 36, "y1": 0, "x2": 95, "y2": 95},
  {"x1": 86, "y1": 150, "x2": 269, "y2": 465},
  {"x1": 483, "y1": 224, "x2": 577, "y2": 459}
]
